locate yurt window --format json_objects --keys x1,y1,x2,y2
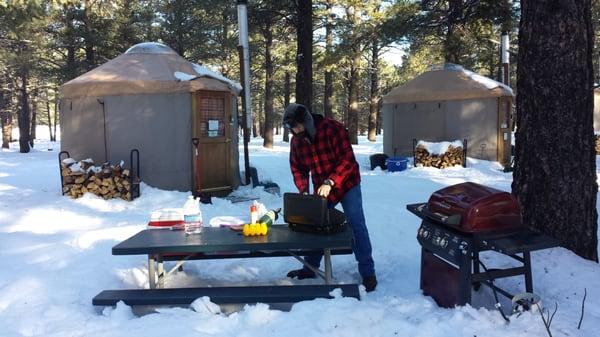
[{"x1": 198, "y1": 95, "x2": 225, "y2": 138}]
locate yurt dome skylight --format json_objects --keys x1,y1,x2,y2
[{"x1": 125, "y1": 42, "x2": 176, "y2": 55}]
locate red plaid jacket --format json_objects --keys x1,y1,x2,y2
[{"x1": 289, "y1": 115, "x2": 361, "y2": 204}]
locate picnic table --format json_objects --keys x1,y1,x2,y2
[{"x1": 93, "y1": 225, "x2": 360, "y2": 307}]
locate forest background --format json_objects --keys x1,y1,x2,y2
[
  {"x1": 0, "y1": 0, "x2": 523, "y2": 150},
  {"x1": 0, "y1": 0, "x2": 598, "y2": 149}
]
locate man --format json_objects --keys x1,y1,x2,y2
[{"x1": 283, "y1": 103, "x2": 377, "y2": 292}]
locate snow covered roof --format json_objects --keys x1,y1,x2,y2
[
  {"x1": 60, "y1": 42, "x2": 241, "y2": 98},
  {"x1": 174, "y1": 63, "x2": 243, "y2": 93},
  {"x1": 383, "y1": 63, "x2": 514, "y2": 103}
]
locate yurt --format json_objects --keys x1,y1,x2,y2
[
  {"x1": 382, "y1": 64, "x2": 514, "y2": 166},
  {"x1": 59, "y1": 42, "x2": 242, "y2": 195}
]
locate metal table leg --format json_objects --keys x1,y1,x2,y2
[
  {"x1": 157, "y1": 255, "x2": 165, "y2": 289},
  {"x1": 287, "y1": 250, "x2": 325, "y2": 280},
  {"x1": 148, "y1": 255, "x2": 156, "y2": 289},
  {"x1": 324, "y1": 248, "x2": 332, "y2": 284},
  {"x1": 523, "y1": 250, "x2": 533, "y2": 293},
  {"x1": 472, "y1": 250, "x2": 481, "y2": 291},
  {"x1": 459, "y1": 248, "x2": 473, "y2": 305}
]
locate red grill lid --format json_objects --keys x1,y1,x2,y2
[{"x1": 427, "y1": 182, "x2": 522, "y2": 233}]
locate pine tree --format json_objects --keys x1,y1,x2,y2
[
  {"x1": 294, "y1": 0, "x2": 313, "y2": 111},
  {"x1": 513, "y1": 0, "x2": 598, "y2": 261},
  {"x1": 0, "y1": 1, "x2": 45, "y2": 153}
]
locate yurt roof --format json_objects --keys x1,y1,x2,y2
[
  {"x1": 60, "y1": 42, "x2": 242, "y2": 98},
  {"x1": 383, "y1": 64, "x2": 514, "y2": 104}
]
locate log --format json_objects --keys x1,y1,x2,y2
[
  {"x1": 415, "y1": 142, "x2": 464, "y2": 169},
  {"x1": 60, "y1": 157, "x2": 136, "y2": 200}
]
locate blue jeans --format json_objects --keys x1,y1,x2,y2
[{"x1": 302, "y1": 185, "x2": 375, "y2": 278}]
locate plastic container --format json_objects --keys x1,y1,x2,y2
[
  {"x1": 250, "y1": 203, "x2": 258, "y2": 224},
  {"x1": 148, "y1": 208, "x2": 184, "y2": 229},
  {"x1": 386, "y1": 157, "x2": 409, "y2": 172},
  {"x1": 243, "y1": 223, "x2": 268, "y2": 236},
  {"x1": 369, "y1": 153, "x2": 389, "y2": 170},
  {"x1": 183, "y1": 196, "x2": 203, "y2": 235}
]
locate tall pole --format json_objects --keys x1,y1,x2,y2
[
  {"x1": 501, "y1": 32, "x2": 512, "y2": 168},
  {"x1": 501, "y1": 33, "x2": 510, "y2": 86},
  {"x1": 237, "y1": 0, "x2": 251, "y2": 184}
]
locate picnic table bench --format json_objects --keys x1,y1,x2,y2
[{"x1": 93, "y1": 225, "x2": 360, "y2": 307}]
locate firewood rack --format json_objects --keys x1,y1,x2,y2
[
  {"x1": 412, "y1": 138, "x2": 467, "y2": 168},
  {"x1": 58, "y1": 149, "x2": 141, "y2": 201}
]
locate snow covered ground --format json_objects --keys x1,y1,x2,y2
[{"x1": 0, "y1": 128, "x2": 598, "y2": 337}]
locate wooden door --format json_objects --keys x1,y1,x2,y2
[{"x1": 192, "y1": 91, "x2": 232, "y2": 195}]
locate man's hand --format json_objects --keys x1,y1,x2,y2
[{"x1": 317, "y1": 184, "x2": 332, "y2": 198}]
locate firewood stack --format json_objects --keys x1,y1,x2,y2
[
  {"x1": 415, "y1": 142, "x2": 465, "y2": 169},
  {"x1": 61, "y1": 158, "x2": 136, "y2": 200},
  {"x1": 595, "y1": 135, "x2": 600, "y2": 154}
]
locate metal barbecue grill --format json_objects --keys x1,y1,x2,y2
[{"x1": 407, "y1": 182, "x2": 558, "y2": 308}]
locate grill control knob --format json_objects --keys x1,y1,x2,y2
[
  {"x1": 458, "y1": 241, "x2": 468, "y2": 254},
  {"x1": 433, "y1": 236, "x2": 441, "y2": 246},
  {"x1": 440, "y1": 238, "x2": 448, "y2": 248},
  {"x1": 422, "y1": 230, "x2": 430, "y2": 239}
]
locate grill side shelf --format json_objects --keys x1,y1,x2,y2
[
  {"x1": 406, "y1": 203, "x2": 461, "y2": 225},
  {"x1": 406, "y1": 203, "x2": 428, "y2": 218},
  {"x1": 479, "y1": 230, "x2": 559, "y2": 255}
]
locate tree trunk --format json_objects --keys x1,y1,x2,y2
[
  {"x1": 262, "y1": 20, "x2": 275, "y2": 149},
  {"x1": 376, "y1": 103, "x2": 382, "y2": 135},
  {"x1": 83, "y1": 0, "x2": 95, "y2": 71},
  {"x1": 283, "y1": 71, "x2": 291, "y2": 142},
  {"x1": 220, "y1": 9, "x2": 231, "y2": 77},
  {"x1": 444, "y1": 0, "x2": 463, "y2": 64},
  {"x1": 368, "y1": 39, "x2": 380, "y2": 142},
  {"x1": 346, "y1": 6, "x2": 360, "y2": 145},
  {"x1": 0, "y1": 90, "x2": 11, "y2": 149},
  {"x1": 253, "y1": 94, "x2": 261, "y2": 138},
  {"x1": 30, "y1": 88, "x2": 38, "y2": 148},
  {"x1": 65, "y1": 5, "x2": 78, "y2": 81},
  {"x1": 513, "y1": 0, "x2": 598, "y2": 261},
  {"x1": 53, "y1": 95, "x2": 58, "y2": 142},
  {"x1": 348, "y1": 57, "x2": 359, "y2": 145},
  {"x1": 344, "y1": 70, "x2": 350, "y2": 127},
  {"x1": 295, "y1": 0, "x2": 313, "y2": 111},
  {"x1": 46, "y1": 91, "x2": 53, "y2": 142},
  {"x1": 1, "y1": 111, "x2": 10, "y2": 149},
  {"x1": 18, "y1": 71, "x2": 31, "y2": 153},
  {"x1": 323, "y1": 0, "x2": 334, "y2": 118}
]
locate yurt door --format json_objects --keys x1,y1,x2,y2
[{"x1": 192, "y1": 91, "x2": 232, "y2": 195}]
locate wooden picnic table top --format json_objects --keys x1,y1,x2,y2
[{"x1": 112, "y1": 225, "x2": 353, "y2": 256}]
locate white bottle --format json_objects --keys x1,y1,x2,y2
[{"x1": 183, "y1": 196, "x2": 202, "y2": 235}]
